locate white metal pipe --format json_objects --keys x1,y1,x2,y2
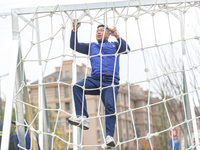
[
  {"x1": 35, "y1": 15, "x2": 44, "y2": 149},
  {"x1": 15, "y1": 45, "x2": 26, "y2": 150},
  {"x1": 38, "y1": 65, "x2": 44, "y2": 149},
  {"x1": 11, "y1": 0, "x2": 199, "y2": 15},
  {"x1": 180, "y1": 11, "x2": 200, "y2": 150},
  {"x1": 72, "y1": 55, "x2": 81, "y2": 150},
  {"x1": 183, "y1": 56, "x2": 200, "y2": 150},
  {"x1": 1, "y1": 41, "x2": 19, "y2": 150}
]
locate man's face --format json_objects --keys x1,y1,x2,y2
[{"x1": 96, "y1": 26, "x2": 110, "y2": 42}]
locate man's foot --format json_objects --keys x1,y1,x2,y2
[
  {"x1": 101, "y1": 143, "x2": 111, "y2": 149},
  {"x1": 106, "y1": 135, "x2": 116, "y2": 147},
  {"x1": 68, "y1": 116, "x2": 89, "y2": 130}
]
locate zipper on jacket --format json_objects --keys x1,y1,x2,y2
[{"x1": 103, "y1": 44, "x2": 107, "y2": 74}]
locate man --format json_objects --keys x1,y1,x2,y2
[
  {"x1": 12, "y1": 120, "x2": 40, "y2": 150},
  {"x1": 69, "y1": 20, "x2": 130, "y2": 148},
  {"x1": 0, "y1": 121, "x2": 16, "y2": 150}
]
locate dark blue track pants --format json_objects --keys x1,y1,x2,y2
[{"x1": 73, "y1": 76, "x2": 119, "y2": 137}]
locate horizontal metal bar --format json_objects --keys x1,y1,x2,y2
[{"x1": 12, "y1": 0, "x2": 199, "y2": 15}]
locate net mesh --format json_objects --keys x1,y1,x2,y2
[{"x1": 11, "y1": 1, "x2": 200, "y2": 150}]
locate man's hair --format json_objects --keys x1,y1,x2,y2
[{"x1": 97, "y1": 24, "x2": 109, "y2": 30}]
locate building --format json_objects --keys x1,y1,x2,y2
[{"x1": 29, "y1": 60, "x2": 161, "y2": 150}]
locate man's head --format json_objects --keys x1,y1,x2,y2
[
  {"x1": 12, "y1": 120, "x2": 28, "y2": 132},
  {"x1": 96, "y1": 24, "x2": 110, "y2": 42}
]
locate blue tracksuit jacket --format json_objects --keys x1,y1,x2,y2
[
  {"x1": 14, "y1": 129, "x2": 40, "y2": 150},
  {"x1": 70, "y1": 31, "x2": 130, "y2": 79}
]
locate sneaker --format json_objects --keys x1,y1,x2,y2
[
  {"x1": 68, "y1": 116, "x2": 89, "y2": 130},
  {"x1": 106, "y1": 135, "x2": 116, "y2": 147}
]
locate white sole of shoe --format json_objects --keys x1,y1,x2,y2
[
  {"x1": 107, "y1": 141, "x2": 115, "y2": 147},
  {"x1": 68, "y1": 119, "x2": 89, "y2": 130},
  {"x1": 101, "y1": 143, "x2": 115, "y2": 149}
]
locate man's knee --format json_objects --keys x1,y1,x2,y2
[{"x1": 73, "y1": 80, "x2": 84, "y2": 91}]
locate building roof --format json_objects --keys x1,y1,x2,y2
[{"x1": 31, "y1": 71, "x2": 86, "y2": 84}]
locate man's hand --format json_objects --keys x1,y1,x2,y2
[
  {"x1": 72, "y1": 19, "x2": 81, "y2": 32},
  {"x1": 109, "y1": 28, "x2": 119, "y2": 39}
]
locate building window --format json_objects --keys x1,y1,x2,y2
[
  {"x1": 97, "y1": 130, "x2": 102, "y2": 141},
  {"x1": 122, "y1": 107, "x2": 125, "y2": 117},
  {"x1": 66, "y1": 118, "x2": 69, "y2": 129},
  {"x1": 65, "y1": 71, "x2": 70, "y2": 78},
  {"x1": 143, "y1": 101, "x2": 147, "y2": 106},
  {"x1": 146, "y1": 125, "x2": 149, "y2": 133},
  {"x1": 56, "y1": 103, "x2": 59, "y2": 109},
  {"x1": 144, "y1": 113, "x2": 147, "y2": 121},
  {"x1": 64, "y1": 86, "x2": 70, "y2": 98},
  {"x1": 65, "y1": 102, "x2": 70, "y2": 112},
  {"x1": 151, "y1": 126, "x2": 153, "y2": 133},
  {"x1": 58, "y1": 119, "x2": 61, "y2": 127},
  {"x1": 48, "y1": 78, "x2": 52, "y2": 82},
  {"x1": 124, "y1": 94, "x2": 128, "y2": 104},
  {"x1": 120, "y1": 94, "x2": 124, "y2": 102},
  {"x1": 123, "y1": 134, "x2": 126, "y2": 140},
  {"x1": 122, "y1": 120, "x2": 126, "y2": 129},
  {"x1": 129, "y1": 134, "x2": 133, "y2": 139},
  {"x1": 55, "y1": 87, "x2": 58, "y2": 98},
  {"x1": 126, "y1": 94, "x2": 129, "y2": 104},
  {"x1": 129, "y1": 121, "x2": 132, "y2": 129},
  {"x1": 136, "y1": 126, "x2": 140, "y2": 137},
  {"x1": 128, "y1": 111, "x2": 131, "y2": 117}
]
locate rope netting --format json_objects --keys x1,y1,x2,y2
[{"x1": 11, "y1": 1, "x2": 200, "y2": 150}]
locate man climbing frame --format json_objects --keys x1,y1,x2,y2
[{"x1": 68, "y1": 19, "x2": 130, "y2": 148}]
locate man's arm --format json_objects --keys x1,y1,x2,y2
[
  {"x1": 109, "y1": 28, "x2": 130, "y2": 53},
  {"x1": 116, "y1": 37, "x2": 130, "y2": 53},
  {"x1": 70, "y1": 19, "x2": 89, "y2": 55},
  {"x1": 70, "y1": 31, "x2": 89, "y2": 55}
]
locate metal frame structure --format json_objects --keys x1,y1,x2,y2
[
  {"x1": 1, "y1": 0, "x2": 200, "y2": 150},
  {"x1": 5, "y1": 0, "x2": 200, "y2": 15}
]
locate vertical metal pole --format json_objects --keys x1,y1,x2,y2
[
  {"x1": 1, "y1": 11, "x2": 26, "y2": 150},
  {"x1": 163, "y1": 106, "x2": 168, "y2": 150},
  {"x1": 0, "y1": 74, "x2": 9, "y2": 120},
  {"x1": 35, "y1": 14, "x2": 44, "y2": 149},
  {"x1": 184, "y1": 123, "x2": 188, "y2": 150},
  {"x1": 180, "y1": 12, "x2": 200, "y2": 150},
  {"x1": 183, "y1": 70, "x2": 192, "y2": 148},
  {"x1": 0, "y1": 40, "x2": 20, "y2": 150},
  {"x1": 35, "y1": 14, "x2": 51, "y2": 150},
  {"x1": 23, "y1": 83, "x2": 39, "y2": 150},
  {"x1": 43, "y1": 87, "x2": 52, "y2": 150},
  {"x1": 183, "y1": 57, "x2": 200, "y2": 150},
  {"x1": 72, "y1": 57, "x2": 81, "y2": 150},
  {"x1": 0, "y1": 78, "x2": 2, "y2": 120},
  {"x1": 38, "y1": 66, "x2": 44, "y2": 149},
  {"x1": 103, "y1": 12, "x2": 106, "y2": 150},
  {"x1": 15, "y1": 45, "x2": 26, "y2": 150}
]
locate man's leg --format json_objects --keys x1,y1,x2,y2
[
  {"x1": 102, "y1": 86, "x2": 119, "y2": 137},
  {"x1": 70, "y1": 77, "x2": 100, "y2": 130},
  {"x1": 73, "y1": 79, "x2": 88, "y2": 117},
  {"x1": 73, "y1": 77, "x2": 100, "y2": 117}
]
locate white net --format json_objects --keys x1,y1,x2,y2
[{"x1": 7, "y1": 1, "x2": 200, "y2": 150}]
